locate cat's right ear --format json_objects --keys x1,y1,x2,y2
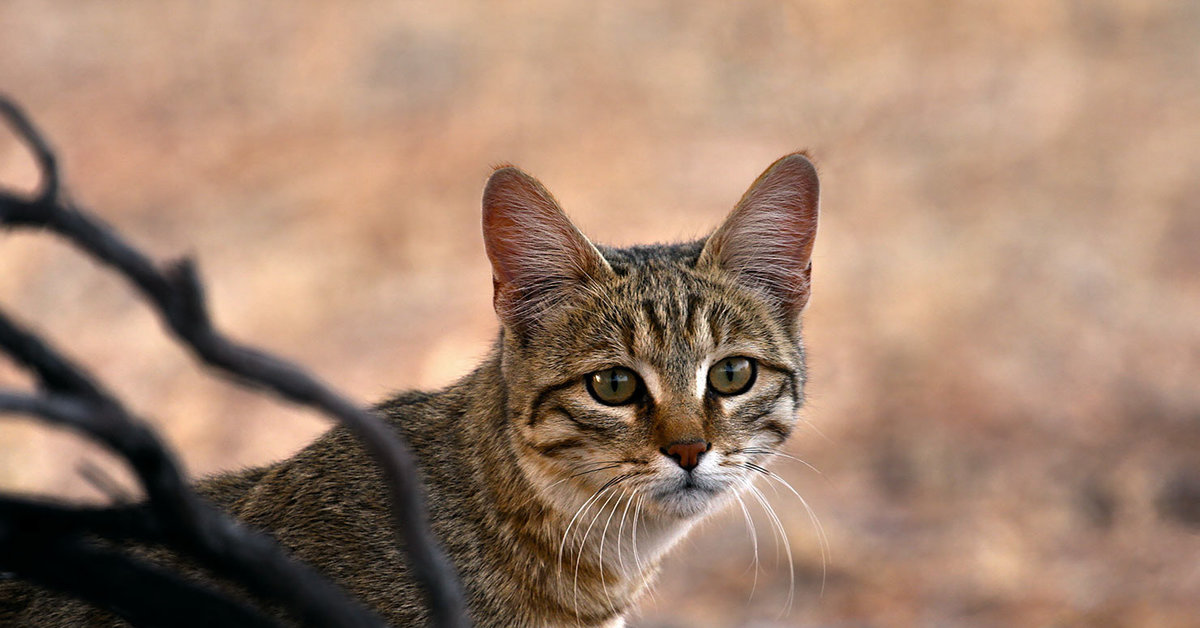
[{"x1": 482, "y1": 166, "x2": 611, "y2": 331}]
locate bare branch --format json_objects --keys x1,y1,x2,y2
[
  {"x1": 2, "y1": 535, "x2": 279, "y2": 628},
  {"x1": 0, "y1": 323, "x2": 388, "y2": 628},
  {"x1": 0, "y1": 497, "x2": 159, "y2": 543},
  {"x1": 0, "y1": 95, "x2": 469, "y2": 626},
  {"x1": 0, "y1": 97, "x2": 58, "y2": 204},
  {"x1": 0, "y1": 298, "x2": 114, "y2": 402}
]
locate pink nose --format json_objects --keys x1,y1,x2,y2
[{"x1": 662, "y1": 440, "x2": 710, "y2": 471}]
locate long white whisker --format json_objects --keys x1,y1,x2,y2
[
  {"x1": 597, "y1": 489, "x2": 628, "y2": 615},
  {"x1": 764, "y1": 470, "x2": 829, "y2": 596},
  {"x1": 616, "y1": 486, "x2": 636, "y2": 577},
  {"x1": 733, "y1": 492, "x2": 760, "y2": 601},
  {"x1": 630, "y1": 493, "x2": 644, "y2": 576},
  {"x1": 741, "y1": 448, "x2": 825, "y2": 478},
  {"x1": 744, "y1": 479, "x2": 782, "y2": 562},
  {"x1": 513, "y1": 461, "x2": 625, "y2": 511},
  {"x1": 747, "y1": 482, "x2": 795, "y2": 618},
  {"x1": 558, "y1": 487, "x2": 603, "y2": 592},
  {"x1": 558, "y1": 473, "x2": 626, "y2": 596},
  {"x1": 631, "y1": 492, "x2": 656, "y2": 605},
  {"x1": 573, "y1": 476, "x2": 628, "y2": 621}
]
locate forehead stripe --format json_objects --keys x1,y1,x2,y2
[
  {"x1": 685, "y1": 292, "x2": 703, "y2": 337},
  {"x1": 706, "y1": 305, "x2": 726, "y2": 347},
  {"x1": 641, "y1": 299, "x2": 666, "y2": 346}
]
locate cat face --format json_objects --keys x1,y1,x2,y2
[{"x1": 483, "y1": 155, "x2": 818, "y2": 521}]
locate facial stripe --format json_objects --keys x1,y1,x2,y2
[
  {"x1": 531, "y1": 437, "x2": 585, "y2": 456},
  {"x1": 751, "y1": 379, "x2": 792, "y2": 413},
  {"x1": 685, "y1": 292, "x2": 703, "y2": 337},
  {"x1": 551, "y1": 405, "x2": 620, "y2": 436},
  {"x1": 619, "y1": 316, "x2": 637, "y2": 356},
  {"x1": 784, "y1": 372, "x2": 802, "y2": 409},
  {"x1": 760, "y1": 418, "x2": 792, "y2": 442},
  {"x1": 641, "y1": 298, "x2": 666, "y2": 346},
  {"x1": 706, "y1": 304, "x2": 726, "y2": 347},
  {"x1": 528, "y1": 379, "x2": 580, "y2": 426}
]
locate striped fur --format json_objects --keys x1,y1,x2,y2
[{"x1": 2, "y1": 153, "x2": 819, "y2": 627}]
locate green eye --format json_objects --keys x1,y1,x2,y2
[
  {"x1": 586, "y1": 367, "x2": 641, "y2": 405},
  {"x1": 708, "y1": 357, "x2": 756, "y2": 395}
]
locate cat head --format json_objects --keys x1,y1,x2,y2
[{"x1": 482, "y1": 154, "x2": 818, "y2": 520}]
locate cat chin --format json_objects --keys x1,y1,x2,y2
[{"x1": 648, "y1": 480, "x2": 729, "y2": 520}]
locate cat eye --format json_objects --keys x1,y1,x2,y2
[
  {"x1": 708, "y1": 357, "x2": 756, "y2": 395},
  {"x1": 586, "y1": 367, "x2": 641, "y2": 405}
]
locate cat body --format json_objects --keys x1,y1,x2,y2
[{"x1": 1, "y1": 154, "x2": 820, "y2": 626}]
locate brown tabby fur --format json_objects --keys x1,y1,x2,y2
[{"x1": 1, "y1": 153, "x2": 820, "y2": 627}]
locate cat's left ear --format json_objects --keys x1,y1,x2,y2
[
  {"x1": 698, "y1": 153, "x2": 820, "y2": 316},
  {"x1": 482, "y1": 166, "x2": 612, "y2": 331}
]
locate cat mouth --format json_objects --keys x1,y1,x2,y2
[
  {"x1": 648, "y1": 475, "x2": 725, "y2": 515},
  {"x1": 677, "y1": 483, "x2": 717, "y2": 499}
]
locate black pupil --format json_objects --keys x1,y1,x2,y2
[
  {"x1": 724, "y1": 361, "x2": 735, "y2": 383},
  {"x1": 609, "y1": 370, "x2": 622, "y2": 393}
]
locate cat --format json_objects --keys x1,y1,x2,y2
[{"x1": 3, "y1": 152, "x2": 820, "y2": 627}]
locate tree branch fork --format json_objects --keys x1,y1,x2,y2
[{"x1": 0, "y1": 96, "x2": 468, "y2": 627}]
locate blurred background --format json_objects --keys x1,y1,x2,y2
[{"x1": 1, "y1": 1, "x2": 1198, "y2": 626}]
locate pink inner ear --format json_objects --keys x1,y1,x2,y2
[
  {"x1": 481, "y1": 167, "x2": 609, "y2": 328},
  {"x1": 482, "y1": 168, "x2": 563, "y2": 286},
  {"x1": 702, "y1": 153, "x2": 820, "y2": 315}
]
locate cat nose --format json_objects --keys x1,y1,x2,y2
[{"x1": 660, "y1": 440, "x2": 710, "y2": 472}]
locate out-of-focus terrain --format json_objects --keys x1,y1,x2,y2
[{"x1": 2, "y1": 2, "x2": 1198, "y2": 626}]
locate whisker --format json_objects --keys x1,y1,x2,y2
[
  {"x1": 510, "y1": 461, "x2": 630, "y2": 511},
  {"x1": 747, "y1": 482, "x2": 795, "y2": 618},
  {"x1": 733, "y1": 493, "x2": 760, "y2": 602},
  {"x1": 568, "y1": 463, "x2": 627, "y2": 479},
  {"x1": 763, "y1": 470, "x2": 830, "y2": 597},
  {"x1": 596, "y1": 488, "x2": 629, "y2": 615},
  {"x1": 616, "y1": 486, "x2": 636, "y2": 577},
  {"x1": 570, "y1": 474, "x2": 633, "y2": 622},
  {"x1": 630, "y1": 492, "x2": 656, "y2": 605},
  {"x1": 795, "y1": 418, "x2": 833, "y2": 445},
  {"x1": 745, "y1": 461, "x2": 770, "y2": 476},
  {"x1": 739, "y1": 448, "x2": 826, "y2": 479},
  {"x1": 557, "y1": 472, "x2": 629, "y2": 597}
]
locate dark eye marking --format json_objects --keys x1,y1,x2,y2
[
  {"x1": 549, "y1": 405, "x2": 622, "y2": 437},
  {"x1": 528, "y1": 379, "x2": 581, "y2": 427},
  {"x1": 732, "y1": 379, "x2": 791, "y2": 422},
  {"x1": 530, "y1": 437, "x2": 586, "y2": 457}
]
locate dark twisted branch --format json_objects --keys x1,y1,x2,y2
[
  {"x1": 4, "y1": 535, "x2": 280, "y2": 628},
  {"x1": 1, "y1": 299, "x2": 376, "y2": 627},
  {"x1": 0, "y1": 96, "x2": 468, "y2": 626},
  {"x1": 0, "y1": 99, "x2": 57, "y2": 205}
]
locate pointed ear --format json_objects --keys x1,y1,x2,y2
[
  {"x1": 482, "y1": 166, "x2": 611, "y2": 330},
  {"x1": 698, "y1": 153, "x2": 820, "y2": 316}
]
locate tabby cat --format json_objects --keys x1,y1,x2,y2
[{"x1": 4, "y1": 153, "x2": 820, "y2": 627}]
